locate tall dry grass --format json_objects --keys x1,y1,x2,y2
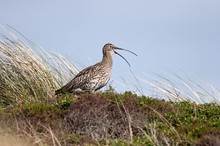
[
  {"x1": 0, "y1": 25, "x2": 78, "y2": 106},
  {"x1": 137, "y1": 72, "x2": 220, "y2": 104}
]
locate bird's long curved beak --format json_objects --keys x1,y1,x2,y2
[
  {"x1": 113, "y1": 47, "x2": 137, "y2": 56},
  {"x1": 113, "y1": 47, "x2": 137, "y2": 67}
]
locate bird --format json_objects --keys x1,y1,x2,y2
[{"x1": 55, "y1": 43, "x2": 137, "y2": 95}]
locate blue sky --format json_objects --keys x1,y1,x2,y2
[{"x1": 1, "y1": 0, "x2": 220, "y2": 93}]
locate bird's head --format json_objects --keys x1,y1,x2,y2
[{"x1": 102, "y1": 43, "x2": 137, "y2": 67}]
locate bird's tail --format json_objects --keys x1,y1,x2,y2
[
  {"x1": 55, "y1": 84, "x2": 70, "y2": 95},
  {"x1": 55, "y1": 88, "x2": 62, "y2": 95},
  {"x1": 55, "y1": 81, "x2": 74, "y2": 95}
]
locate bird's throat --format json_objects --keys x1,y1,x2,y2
[{"x1": 102, "y1": 54, "x2": 113, "y2": 66}]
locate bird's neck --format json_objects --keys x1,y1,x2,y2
[{"x1": 102, "y1": 53, "x2": 113, "y2": 66}]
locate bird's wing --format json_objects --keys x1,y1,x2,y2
[{"x1": 56, "y1": 62, "x2": 102, "y2": 94}]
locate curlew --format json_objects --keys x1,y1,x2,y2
[{"x1": 55, "y1": 43, "x2": 137, "y2": 95}]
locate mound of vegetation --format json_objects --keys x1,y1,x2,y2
[{"x1": 1, "y1": 92, "x2": 220, "y2": 145}]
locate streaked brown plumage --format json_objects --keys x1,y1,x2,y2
[{"x1": 55, "y1": 43, "x2": 137, "y2": 95}]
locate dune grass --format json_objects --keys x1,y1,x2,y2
[
  {"x1": 0, "y1": 25, "x2": 78, "y2": 106},
  {"x1": 0, "y1": 26, "x2": 220, "y2": 145},
  {"x1": 137, "y1": 72, "x2": 220, "y2": 104}
]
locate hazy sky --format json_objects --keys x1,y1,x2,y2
[{"x1": 1, "y1": 0, "x2": 220, "y2": 93}]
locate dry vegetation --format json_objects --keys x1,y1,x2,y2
[
  {"x1": 0, "y1": 26, "x2": 220, "y2": 146},
  {"x1": 0, "y1": 25, "x2": 78, "y2": 106}
]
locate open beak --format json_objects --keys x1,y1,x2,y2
[{"x1": 113, "y1": 47, "x2": 137, "y2": 67}]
